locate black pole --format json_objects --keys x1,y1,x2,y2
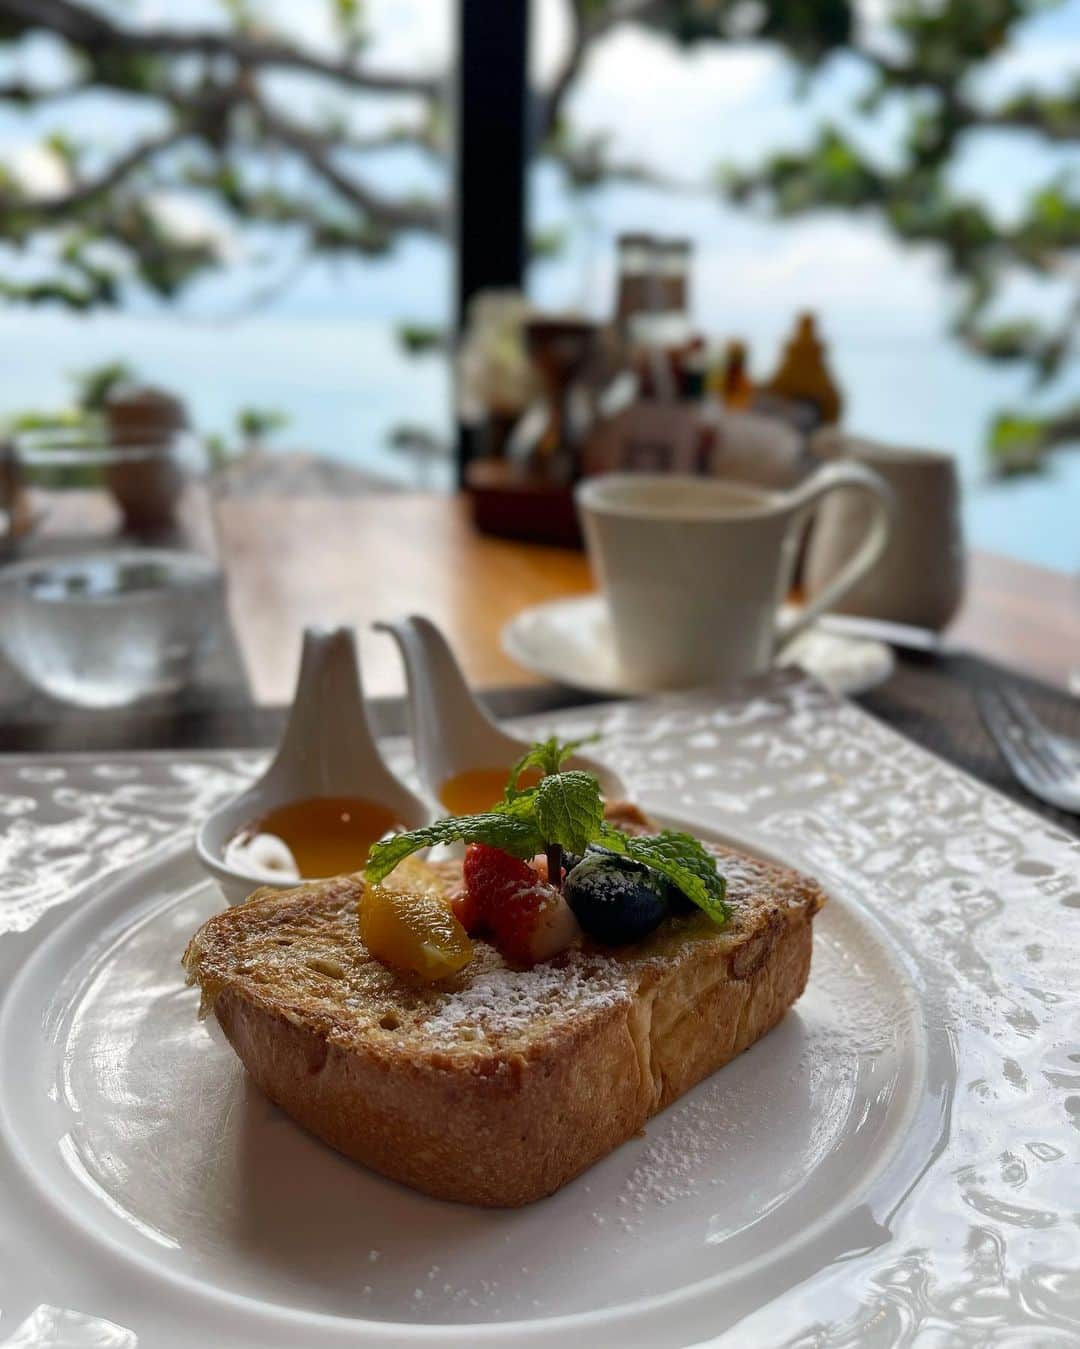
[{"x1": 454, "y1": 0, "x2": 530, "y2": 486}]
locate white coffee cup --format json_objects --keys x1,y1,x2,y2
[{"x1": 576, "y1": 466, "x2": 893, "y2": 689}]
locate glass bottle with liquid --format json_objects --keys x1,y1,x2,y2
[{"x1": 614, "y1": 232, "x2": 657, "y2": 333}]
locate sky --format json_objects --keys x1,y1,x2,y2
[{"x1": 0, "y1": 0, "x2": 1077, "y2": 569}]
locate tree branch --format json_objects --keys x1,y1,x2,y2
[
  {"x1": 0, "y1": 126, "x2": 188, "y2": 220},
  {"x1": 864, "y1": 53, "x2": 1080, "y2": 146},
  {"x1": 0, "y1": 76, "x2": 94, "y2": 104},
  {"x1": 1041, "y1": 407, "x2": 1080, "y2": 449},
  {"x1": 181, "y1": 157, "x2": 405, "y2": 255},
  {"x1": 256, "y1": 106, "x2": 444, "y2": 234},
  {"x1": 337, "y1": 124, "x2": 445, "y2": 157},
  {"x1": 981, "y1": 103, "x2": 1080, "y2": 143},
  {"x1": 0, "y1": 0, "x2": 442, "y2": 99},
  {"x1": 540, "y1": 0, "x2": 667, "y2": 141}
]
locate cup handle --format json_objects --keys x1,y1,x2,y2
[{"x1": 775, "y1": 460, "x2": 894, "y2": 649}]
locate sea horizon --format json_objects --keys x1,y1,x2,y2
[{"x1": 1, "y1": 303, "x2": 1077, "y2": 575}]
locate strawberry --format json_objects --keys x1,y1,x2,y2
[
  {"x1": 463, "y1": 844, "x2": 581, "y2": 965},
  {"x1": 448, "y1": 883, "x2": 483, "y2": 934},
  {"x1": 486, "y1": 880, "x2": 554, "y2": 965},
  {"x1": 463, "y1": 844, "x2": 536, "y2": 921}
]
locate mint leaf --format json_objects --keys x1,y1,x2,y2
[
  {"x1": 365, "y1": 733, "x2": 730, "y2": 934},
  {"x1": 534, "y1": 770, "x2": 604, "y2": 854},
  {"x1": 492, "y1": 791, "x2": 539, "y2": 821},
  {"x1": 598, "y1": 825, "x2": 730, "y2": 926},
  {"x1": 505, "y1": 733, "x2": 599, "y2": 799},
  {"x1": 366, "y1": 813, "x2": 543, "y2": 885}
]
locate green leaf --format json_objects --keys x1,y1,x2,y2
[
  {"x1": 534, "y1": 771, "x2": 604, "y2": 855},
  {"x1": 505, "y1": 733, "x2": 598, "y2": 798},
  {"x1": 598, "y1": 825, "x2": 730, "y2": 927},
  {"x1": 366, "y1": 734, "x2": 728, "y2": 931},
  {"x1": 365, "y1": 813, "x2": 543, "y2": 885},
  {"x1": 492, "y1": 790, "x2": 539, "y2": 820}
]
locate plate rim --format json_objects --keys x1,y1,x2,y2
[{"x1": 501, "y1": 593, "x2": 894, "y2": 699}]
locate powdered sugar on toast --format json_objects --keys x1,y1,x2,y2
[{"x1": 422, "y1": 952, "x2": 632, "y2": 1044}]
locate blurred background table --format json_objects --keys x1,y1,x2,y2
[
  {"x1": 215, "y1": 492, "x2": 1076, "y2": 701},
  {"x1": 3, "y1": 490, "x2": 1077, "y2": 806}
]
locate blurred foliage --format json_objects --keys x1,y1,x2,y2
[
  {"x1": 988, "y1": 414, "x2": 1051, "y2": 475},
  {"x1": 0, "y1": 0, "x2": 1076, "y2": 473},
  {"x1": 397, "y1": 322, "x2": 445, "y2": 355},
  {"x1": 72, "y1": 360, "x2": 136, "y2": 413},
  {"x1": 713, "y1": 0, "x2": 1079, "y2": 473},
  {"x1": 989, "y1": 403, "x2": 1080, "y2": 474},
  {"x1": 236, "y1": 405, "x2": 289, "y2": 447},
  {"x1": 2, "y1": 358, "x2": 136, "y2": 487},
  {"x1": 3, "y1": 358, "x2": 289, "y2": 478},
  {"x1": 0, "y1": 0, "x2": 441, "y2": 313}
]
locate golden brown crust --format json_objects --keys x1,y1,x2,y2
[{"x1": 184, "y1": 844, "x2": 825, "y2": 1206}]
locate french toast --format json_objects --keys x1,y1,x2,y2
[{"x1": 183, "y1": 833, "x2": 826, "y2": 1207}]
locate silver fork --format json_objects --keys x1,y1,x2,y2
[{"x1": 976, "y1": 685, "x2": 1080, "y2": 814}]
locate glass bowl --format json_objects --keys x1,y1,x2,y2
[{"x1": 0, "y1": 548, "x2": 222, "y2": 707}]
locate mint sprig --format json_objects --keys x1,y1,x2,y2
[
  {"x1": 363, "y1": 737, "x2": 729, "y2": 928},
  {"x1": 505, "y1": 733, "x2": 598, "y2": 800},
  {"x1": 597, "y1": 825, "x2": 730, "y2": 925},
  {"x1": 365, "y1": 812, "x2": 543, "y2": 884},
  {"x1": 534, "y1": 771, "x2": 605, "y2": 855}
]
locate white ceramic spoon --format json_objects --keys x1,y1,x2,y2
[
  {"x1": 374, "y1": 614, "x2": 625, "y2": 810},
  {"x1": 196, "y1": 626, "x2": 431, "y2": 905}
]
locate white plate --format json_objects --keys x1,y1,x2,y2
[
  {"x1": 0, "y1": 828, "x2": 926, "y2": 1347},
  {"x1": 2, "y1": 672, "x2": 1079, "y2": 1347},
  {"x1": 502, "y1": 594, "x2": 894, "y2": 698}
]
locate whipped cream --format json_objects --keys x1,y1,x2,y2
[{"x1": 223, "y1": 831, "x2": 301, "y2": 884}]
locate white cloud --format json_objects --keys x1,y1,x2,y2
[
  {"x1": 566, "y1": 28, "x2": 783, "y2": 178},
  {"x1": 973, "y1": 37, "x2": 1080, "y2": 102},
  {"x1": 364, "y1": 0, "x2": 452, "y2": 70},
  {"x1": 693, "y1": 214, "x2": 950, "y2": 340}
]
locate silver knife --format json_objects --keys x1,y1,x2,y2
[{"x1": 816, "y1": 613, "x2": 945, "y2": 653}]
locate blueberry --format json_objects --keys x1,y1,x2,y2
[
  {"x1": 562, "y1": 843, "x2": 619, "y2": 878},
  {"x1": 564, "y1": 853, "x2": 668, "y2": 945},
  {"x1": 661, "y1": 877, "x2": 697, "y2": 914},
  {"x1": 587, "y1": 841, "x2": 697, "y2": 915}
]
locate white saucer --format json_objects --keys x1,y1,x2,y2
[{"x1": 502, "y1": 594, "x2": 894, "y2": 698}]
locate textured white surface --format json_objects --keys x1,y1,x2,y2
[{"x1": 1, "y1": 670, "x2": 1078, "y2": 1347}]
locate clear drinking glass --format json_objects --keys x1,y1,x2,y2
[{"x1": 0, "y1": 423, "x2": 223, "y2": 707}]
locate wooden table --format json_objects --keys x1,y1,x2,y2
[
  {"x1": 951, "y1": 551, "x2": 1077, "y2": 692},
  {"x1": 215, "y1": 493, "x2": 1078, "y2": 703}
]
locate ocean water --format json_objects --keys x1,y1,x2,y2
[
  {"x1": 3, "y1": 0, "x2": 1078, "y2": 574},
  {"x1": 2, "y1": 306, "x2": 1076, "y2": 575},
  {"x1": 0, "y1": 310, "x2": 452, "y2": 489}
]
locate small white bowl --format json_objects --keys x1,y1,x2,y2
[{"x1": 196, "y1": 626, "x2": 431, "y2": 905}]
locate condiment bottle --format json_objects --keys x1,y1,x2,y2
[
  {"x1": 721, "y1": 340, "x2": 754, "y2": 411},
  {"x1": 614, "y1": 232, "x2": 657, "y2": 334},
  {"x1": 762, "y1": 313, "x2": 843, "y2": 426},
  {"x1": 655, "y1": 237, "x2": 692, "y2": 322},
  {"x1": 626, "y1": 237, "x2": 695, "y2": 401}
]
